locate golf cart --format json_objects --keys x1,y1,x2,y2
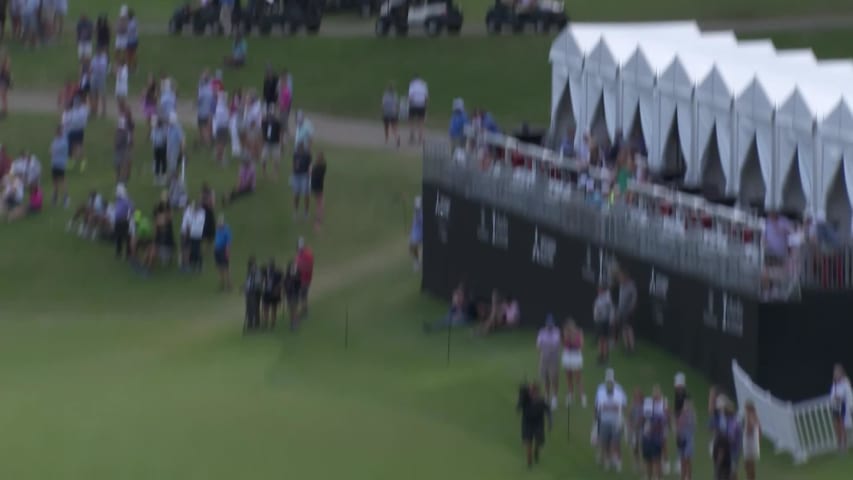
[
  {"x1": 375, "y1": 0, "x2": 463, "y2": 37},
  {"x1": 241, "y1": 0, "x2": 324, "y2": 35},
  {"x1": 169, "y1": 0, "x2": 225, "y2": 35},
  {"x1": 485, "y1": 0, "x2": 568, "y2": 34},
  {"x1": 324, "y1": 0, "x2": 381, "y2": 18}
]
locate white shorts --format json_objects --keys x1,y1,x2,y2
[
  {"x1": 115, "y1": 35, "x2": 128, "y2": 50},
  {"x1": 561, "y1": 350, "x2": 583, "y2": 371},
  {"x1": 77, "y1": 42, "x2": 93, "y2": 59},
  {"x1": 116, "y1": 86, "x2": 128, "y2": 98}
]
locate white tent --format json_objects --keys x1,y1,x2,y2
[{"x1": 547, "y1": 23, "x2": 853, "y2": 217}]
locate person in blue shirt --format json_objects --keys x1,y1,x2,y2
[
  {"x1": 480, "y1": 110, "x2": 500, "y2": 133},
  {"x1": 449, "y1": 98, "x2": 468, "y2": 148},
  {"x1": 49, "y1": 125, "x2": 70, "y2": 207},
  {"x1": 224, "y1": 33, "x2": 247, "y2": 68},
  {"x1": 410, "y1": 196, "x2": 423, "y2": 271},
  {"x1": 214, "y1": 214, "x2": 232, "y2": 291}
]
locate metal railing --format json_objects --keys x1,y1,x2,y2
[{"x1": 427, "y1": 130, "x2": 807, "y2": 298}]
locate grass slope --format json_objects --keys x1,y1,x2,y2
[{"x1": 1, "y1": 115, "x2": 852, "y2": 479}]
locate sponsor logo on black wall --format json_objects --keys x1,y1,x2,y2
[
  {"x1": 434, "y1": 191, "x2": 452, "y2": 244},
  {"x1": 722, "y1": 294, "x2": 744, "y2": 338},
  {"x1": 532, "y1": 227, "x2": 557, "y2": 268},
  {"x1": 703, "y1": 289, "x2": 718, "y2": 329},
  {"x1": 582, "y1": 245, "x2": 618, "y2": 286},
  {"x1": 649, "y1": 268, "x2": 669, "y2": 326},
  {"x1": 477, "y1": 208, "x2": 509, "y2": 249}
]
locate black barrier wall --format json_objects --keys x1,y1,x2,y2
[{"x1": 422, "y1": 183, "x2": 759, "y2": 393}]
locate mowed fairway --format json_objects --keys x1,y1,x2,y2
[{"x1": 1, "y1": 113, "x2": 852, "y2": 479}]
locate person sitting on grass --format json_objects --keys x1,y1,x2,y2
[
  {"x1": 224, "y1": 32, "x2": 247, "y2": 68},
  {"x1": 129, "y1": 209, "x2": 155, "y2": 273},
  {"x1": 0, "y1": 174, "x2": 24, "y2": 222},
  {"x1": 68, "y1": 190, "x2": 108, "y2": 238},
  {"x1": 424, "y1": 282, "x2": 468, "y2": 332},
  {"x1": 11, "y1": 150, "x2": 41, "y2": 188},
  {"x1": 222, "y1": 157, "x2": 256, "y2": 206}
]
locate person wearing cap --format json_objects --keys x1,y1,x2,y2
[
  {"x1": 561, "y1": 319, "x2": 587, "y2": 408},
  {"x1": 536, "y1": 315, "x2": 562, "y2": 411},
  {"x1": 595, "y1": 368, "x2": 627, "y2": 472},
  {"x1": 180, "y1": 200, "x2": 206, "y2": 273},
  {"x1": 517, "y1": 382, "x2": 552, "y2": 469},
  {"x1": 166, "y1": 111, "x2": 185, "y2": 178},
  {"x1": 672, "y1": 372, "x2": 690, "y2": 475},
  {"x1": 310, "y1": 152, "x2": 326, "y2": 228},
  {"x1": 294, "y1": 110, "x2": 314, "y2": 152},
  {"x1": 214, "y1": 214, "x2": 232, "y2": 291},
  {"x1": 449, "y1": 98, "x2": 468, "y2": 149},
  {"x1": 291, "y1": 143, "x2": 312, "y2": 219},
  {"x1": 640, "y1": 385, "x2": 668, "y2": 479},
  {"x1": 295, "y1": 237, "x2": 314, "y2": 318},
  {"x1": 407, "y1": 75, "x2": 428, "y2": 145},
  {"x1": 410, "y1": 195, "x2": 423, "y2": 271},
  {"x1": 114, "y1": 114, "x2": 132, "y2": 183},
  {"x1": 112, "y1": 184, "x2": 134, "y2": 260}
]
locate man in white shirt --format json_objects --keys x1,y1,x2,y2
[
  {"x1": 407, "y1": 75, "x2": 428, "y2": 145},
  {"x1": 243, "y1": 92, "x2": 263, "y2": 160},
  {"x1": 11, "y1": 152, "x2": 41, "y2": 187},
  {"x1": 181, "y1": 201, "x2": 206, "y2": 273},
  {"x1": 595, "y1": 368, "x2": 627, "y2": 472}
]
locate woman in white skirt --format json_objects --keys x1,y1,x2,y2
[
  {"x1": 742, "y1": 401, "x2": 760, "y2": 480},
  {"x1": 561, "y1": 319, "x2": 587, "y2": 408}
]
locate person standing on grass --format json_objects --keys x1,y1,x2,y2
[
  {"x1": 536, "y1": 314, "x2": 561, "y2": 411},
  {"x1": 517, "y1": 382, "x2": 551, "y2": 469},
  {"x1": 641, "y1": 386, "x2": 668, "y2": 480},
  {"x1": 180, "y1": 200, "x2": 206, "y2": 273},
  {"x1": 0, "y1": 0, "x2": 7, "y2": 40},
  {"x1": 196, "y1": 71, "x2": 215, "y2": 150},
  {"x1": 278, "y1": 69, "x2": 293, "y2": 139},
  {"x1": 244, "y1": 256, "x2": 263, "y2": 332},
  {"x1": 261, "y1": 105, "x2": 282, "y2": 177},
  {"x1": 294, "y1": 110, "x2": 314, "y2": 152},
  {"x1": 295, "y1": 237, "x2": 313, "y2": 318},
  {"x1": 261, "y1": 258, "x2": 283, "y2": 329},
  {"x1": 0, "y1": 54, "x2": 9, "y2": 118},
  {"x1": 409, "y1": 195, "x2": 423, "y2": 270},
  {"x1": 593, "y1": 283, "x2": 614, "y2": 364},
  {"x1": 166, "y1": 111, "x2": 185, "y2": 179},
  {"x1": 262, "y1": 65, "x2": 278, "y2": 112},
  {"x1": 244, "y1": 91, "x2": 263, "y2": 161},
  {"x1": 76, "y1": 14, "x2": 94, "y2": 61},
  {"x1": 283, "y1": 261, "x2": 302, "y2": 331},
  {"x1": 407, "y1": 74, "x2": 428, "y2": 145},
  {"x1": 831, "y1": 364, "x2": 852, "y2": 452},
  {"x1": 89, "y1": 47, "x2": 109, "y2": 117},
  {"x1": 125, "y1": 9, "x2": 138, "y2": 72},
  {"x1": 55, "y1": 0, "x2": 68, "y2": 35},
  {"x1": 561, "y1": 319, "x2": 586, "y2": 408},
  {"x1": 595, "y1": 368, "x2": 627, "y2": 473},
  {"x1": 213, "y1": 92, "x2": 230, "y2": 166},
  {"x1": 95, "y1": 14, "x2": 110, "y2": 51},
  {"x1": 741, "y1": 401, "x2": 760, "y2": 480},
  {"x1": 49, "y1": 125, "x2": 69, "y2": 207},
  {"x1": 151, "y1": 115, "x2": 168, "y2": 185},
  {"x1": 115, "y1": 57, "x2": 129, "y2": 110},
  {"x1": 616, "y1": 269, "x2": 637, "y2": 353},
  {"x1": 291, "y1": 143, "x2": 311, "y2": 219},
  {"x1": 675, "y1": 397, "x2": 696, "y2": 480},
  {"x1": 113, "y1": 184, "x2": 133, "y2": 260},
  {"x1": 219, "y1": 0, "x2": 235, "y2": 36},
  {"x1": 310, "y1": 152, "x2": 326, "y2": 228},
  {"x1": 671, "y1": 372, "x2": 691, "y2": 475},
  {"x1": 214, "y1": 214, "x2": 232, "y2": 291},
  {"x1": 153, "y1": 190, "x2": 175, "y2": 266},
  {"x1": 63, "y1": 95, "x2": 89, "y2": 172},
  {"x1": 381, "y1": 83, "x2": 400, "y2": 146},
  {"x1": 115, "y1": 6, "x2": 129, "y2": 65},
  {"x1": 114, "y1": 115, "x2": 132, "y2": 184}
]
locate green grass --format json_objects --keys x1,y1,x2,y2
[
  {"x1": 761, "y1": 30, "x2": 853, "y2": 58},
  {"x1": 2, "y1": 35, "x2": 552, "y2": 129},
  {"x1": 62, "y1": 0, "x2": 853, "y2": 24},
  {"x1": 1, "y1": 115, "x2": 853, "y2": 478}
]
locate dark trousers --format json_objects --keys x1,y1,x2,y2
[
  {"x1": 245, "y1": 292, "x2": 261, "y2": 330},
  {"x1": 189, "y1": 237, "x2": 202, "y2": 269},
  {"x1": 115, "y1": 219, "x2": 130, "y2": 258},
  {"x1": 154, "y1": 146, "x2": 167, "y2": 176}
]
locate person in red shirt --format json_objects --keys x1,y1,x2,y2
[
  {"x1": 211, "y1": 69, "x2": 224, "y2": 96},
  {"x1": 295, "y1": 237, "x2": 314, "y2": 317}
]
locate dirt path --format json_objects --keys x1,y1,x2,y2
[
  {"x1": 139, "y1": 14, "x2": 853, "y2": 38},
  {"x1": 5, "y1": 90, "x2": 432, "y2": 154}
]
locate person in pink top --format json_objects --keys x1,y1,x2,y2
[
  {"x1": 561, "y1": 319, "x2": 587, "y2": 408},
  {"x1": 537, "y1": 314, "x2": 562, "y2": 410},
  {"x1": 222, "y1": 157, "x2": 256, "y2": 205}
]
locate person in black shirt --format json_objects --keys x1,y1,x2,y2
[
  {"x1": 517, "y1": 382, "x2": 552, "y2": 468},
  {"x1": 244, "y1": 256, "x2": 263, "y2": 332},
  {"x1": 283, "y1": 261, "x2": 302, "y2": 331},
  {"x1": 291, "y1": 144, "x2": 312, "y2": 219},
  {"x1": 261, "y1": 106, "x2": 282, "y2": 177},
  {"x1": 95, "y1": 15, "x2": 110, "y2": 51},
  {"x1": 262, "y1": 65, "x2": 278, "y2": 111},
  {"x1": 310, "y1": 152, "x2": 326, "y2": 227},
  {"x1": 712, "y1": 431, "x2": 732, "y2": 480},
  {"x1": 261, "y1": 259, "x2": 283, "y2": 330}
]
